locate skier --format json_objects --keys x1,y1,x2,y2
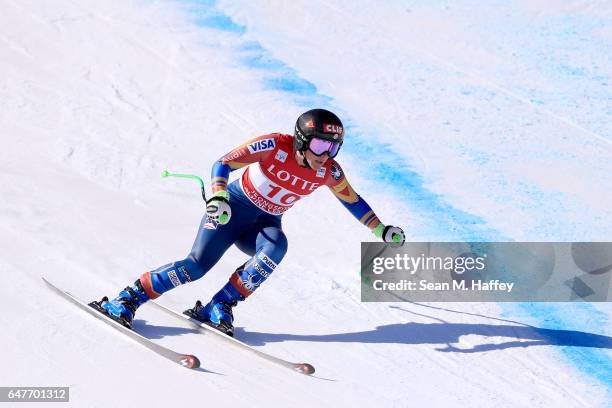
[{"x1": 96, "y1": 109, "x2": 405, "y2": 336}]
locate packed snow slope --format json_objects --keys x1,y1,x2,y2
[{"x1": 0, "y1": 0, "x2": 610, "y2": 407}]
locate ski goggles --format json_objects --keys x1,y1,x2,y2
[{"x1": 308, "y1": 137, "x2": 341, "y2": 158}]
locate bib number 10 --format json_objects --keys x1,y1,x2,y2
[{"x1": 266, "y1": 184, "x2": 300, "y2": 205}]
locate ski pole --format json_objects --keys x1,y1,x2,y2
[{"x1": 161, "y1": 170, "x2": 207, "y2": 202}]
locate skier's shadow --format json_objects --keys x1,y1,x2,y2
[
  {"x1": 133, "y1": 319, "x2": 199, "y2": 339},
  {"x1": 233, "y1": 307, "x2": 612, "y2": 353}
]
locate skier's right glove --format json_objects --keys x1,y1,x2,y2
[
  {"x1": 373, "y1": 224, "x2": 405, "y2": 246},
  {"x1": 206, "y1": 191, "x2": 231, "y2": 225}
]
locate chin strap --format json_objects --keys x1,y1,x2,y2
[{"x1": 297, "y1": 150, "x2": 311, "y2": 169}]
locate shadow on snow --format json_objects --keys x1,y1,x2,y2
[
  {"x1": 235, "y1": 322, "x2": 612, "y2": 353},
  {"x1": 130, "y1": 305, "x2": 612, "y2": 354},
  {"x1": 234, "y1": 303, "x2": 612, "y2": 354}
]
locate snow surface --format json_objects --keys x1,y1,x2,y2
[{"x1": 0, "y1": 0, "x2": 610, "y2": 407}]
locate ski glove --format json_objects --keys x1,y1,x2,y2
[
  {"x1": 206, "y1": 191, "x2": 231, "y2": 225},
  {"x1": 373, "y1": 224, "x2": 405, "y2": 246}
]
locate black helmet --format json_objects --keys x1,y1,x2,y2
[{"x1": 294, "y1": 109, "x2": 344, "y2": 158}]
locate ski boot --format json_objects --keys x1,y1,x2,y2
[
  {"x1": 90, "y1": 280, "x2": 150, "y2": 329},
  {"x1": 184, "y1": 282, "x2": 243, "y2": 337}
]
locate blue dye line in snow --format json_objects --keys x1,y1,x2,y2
[
  {"x1": 181, "y1": 0, "x2": 245, "y2": 33},
  {"x1": 182, "y1": 1, "x2": 500, "y2": 240},
  {"x1": 343, "y1": 129, "x2": 501, "y2": 240},
  {"x1": 237, "y1": 41, "x2": 327, "y2": 104},
  {"x1": 505, "y1": 302, "x2": 612, "y2": 390},
  {"x1": 181, "y1": 0, "x2": 611, "y2": 392},
  {"x1": 178, "y1": 1, "x2": 329, "y2": 106}
]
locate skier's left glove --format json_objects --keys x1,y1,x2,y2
[
  {"x1": 373, "y1": 224, "x2": 405, "y2": 246},
  {"x1": 206, "y1": 191, "x2": 231, "y2": 225}
]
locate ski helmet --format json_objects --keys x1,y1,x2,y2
[{"x1": 294, "y1": 109, "x2": 344, "y2": 158}]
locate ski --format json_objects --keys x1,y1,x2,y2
[
  {"x1": 42, "y1": 277, "x2": 200, "y2": 370},
  {"x1": 148, "y1": 300, "x2": 315, "y2": 375}
]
